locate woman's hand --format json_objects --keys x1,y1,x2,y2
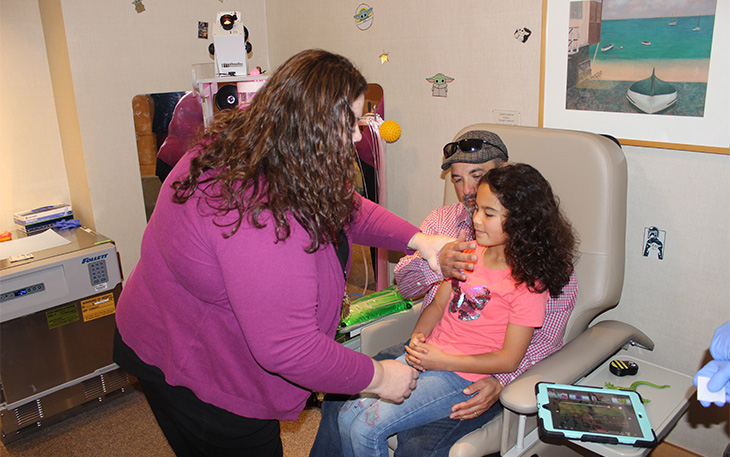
[
  {"x1": 408, "y1": 232, "x2": 456, "y2": 273},
  {"x1": 363, "y1": 359, "x2": 418, "y2": 403},
  {"x1": 439, "y1": 230, "x2": 478, "y2": 281}
]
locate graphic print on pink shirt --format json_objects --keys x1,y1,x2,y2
[{"x1": 449, "y1": 278, "x2": 490, "y2": 321}]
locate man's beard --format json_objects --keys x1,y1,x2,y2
[{"x1": 462, "y1": 192, "x2": 477, "y2": 215}]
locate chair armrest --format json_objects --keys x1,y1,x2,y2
[
  {"x1": 359, "y1": 302, "x2": 423, "y2": 357},
  {"x1": 499, "y1": 320, "x2": 654, "y2": 415}
]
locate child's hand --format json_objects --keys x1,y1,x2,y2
[
  {"x1": 405, "y1": 342, "x2": 449, "y2": 371},
  {"x1": 405, "y1": 334, "x2": 428, "y2": 371},
  {"x1": 405, "y1": 353, "x2": 425, "y2": 372},
  {"x1": 408, "y1": 333, "x2": 426, "y2": 348}
]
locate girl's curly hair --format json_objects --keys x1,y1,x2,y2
[
  {"x1": 481, "y1": 163, "x2": 577, "y2": 298},
  {"x1": 172, "y1": 50, "x2": 367, "y2": 253}
]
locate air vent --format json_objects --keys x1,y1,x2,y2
[
  {"x1": 14, "y1": 400, "x2": 43, "y2": 426},
  {"x1": 104, "y1": 370, "x2": 131, "y2": 392},
  {"x1": 83, "y1": 375, "x2": 105, "y2": 399}
]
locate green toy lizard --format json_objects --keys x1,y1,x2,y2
[{"x1": 605, "y1": 380, "x2": 670, "y2": 403}]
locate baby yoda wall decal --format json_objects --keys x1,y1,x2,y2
[
  {"x1": 426, "y1": 73, "x2": 454, "y2": 97},
  {"x1": 354, "y1": 4, "x2": 374, "y2": 30}
]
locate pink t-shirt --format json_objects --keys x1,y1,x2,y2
[{"x1": 426, "y1": 245, "x2": 547, "y2": 381}]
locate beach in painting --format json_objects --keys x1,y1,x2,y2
[
  {"x1": 590, "y1": 59, "x2": 710, "y2": 83},
  {"x1": 567, "y1": 14, "x2": 715, "y2": 116}
]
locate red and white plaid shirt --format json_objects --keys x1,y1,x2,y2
[{"x1": 393, "y1": 203, "x2": 577, "y2": 386}]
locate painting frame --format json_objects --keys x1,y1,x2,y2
[{"x1": 538, "y1": 0, "x2": 729, "y2": 154}]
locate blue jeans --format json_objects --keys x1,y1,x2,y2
[
  {"x1": 338, "y1": 354, "x2": 476, "y2": 457},
  {"x1": 309, "y1": 343, "x2": 502, "y2": 457}
]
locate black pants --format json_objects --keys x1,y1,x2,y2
[
  {"x1": 114, "y1": 329, "x2": 283, "y2": 457},
  {"x1": 156, "y1": 157, "x2": 174, "y2": 183},
  {"x1": 359, "y1": 160, "x2": 380, "y2": 281}
]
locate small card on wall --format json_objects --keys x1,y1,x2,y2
[
  {"x1": 198, "y1": 22, "x2": 209, "y2": 39},
  {"x1": 493, "y1": 110, "x2": 521, "y2": 125}
]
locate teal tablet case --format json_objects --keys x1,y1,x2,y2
[{"x1": 535, "y1": 382, "x2": 657, "y2": 448}]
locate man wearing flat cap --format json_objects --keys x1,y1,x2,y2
[{"x1": 310, "y1": 130, "x2": 577, "y2": 457}]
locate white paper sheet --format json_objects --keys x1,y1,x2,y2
[{"x1": 0, "y1": 229, "x2": 71, "y2": 260}]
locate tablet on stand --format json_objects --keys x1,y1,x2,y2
[{"x1": 535, "y1": 382, "x2": 657, "y2": 448}]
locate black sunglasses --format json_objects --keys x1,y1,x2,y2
[{"x1": 443, "y1": 138, "x2": 494, "y2": 158}]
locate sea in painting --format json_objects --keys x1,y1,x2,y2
[{"x1": 566, "y1": 9, "x2": 716, "y2": 117}]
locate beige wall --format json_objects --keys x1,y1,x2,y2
[
  {"x1": 0, "y1": 1, "x2": 70, "y2": 227},
  {"x1": 2, "y1": 0, "x2": 728, "y2": 454},
  {"x1": 267, "y1": 1, "x2": 545, "y2": 226}
]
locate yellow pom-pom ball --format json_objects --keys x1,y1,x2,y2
[{"x1": 379, "y1": 120, "x2": 401, "y2": 143}]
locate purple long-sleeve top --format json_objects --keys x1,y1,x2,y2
[{"x1": 115, "y1": 150, "x2": 419, "y2": 421}]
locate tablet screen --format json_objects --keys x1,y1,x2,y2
[{"x1": 544, "y1": 385, "x2": 643, "y2": 437}]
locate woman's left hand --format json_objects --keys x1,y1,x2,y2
[{"x1": 408, "y1": 232, "x2": 456, "y2": 273}]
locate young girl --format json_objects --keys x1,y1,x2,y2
[{"x1": 338, "y1": 163, "x2": 576, "y2": 457}]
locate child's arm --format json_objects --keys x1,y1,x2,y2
[
  {"x1": 405, "y1": 281, "x2": 450, "y2": 370},
  {"x1": 405, "y1": 323, "x2": 535, "y2": 374},
  {"x1": 410, "y1": 280, "x2": 450, "y2": 342}
]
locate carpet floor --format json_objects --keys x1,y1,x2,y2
[{"x1": 0, "y1": 387, "x2": 322, "y2": 457}]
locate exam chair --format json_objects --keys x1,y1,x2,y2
[{"x1": 359, "y1": 123, "x2": 658, "y2": 456}]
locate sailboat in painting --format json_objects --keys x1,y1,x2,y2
[
  {"x1": 669, "y1": 9, "x2": 678, "y2": 26},
  {"x1": 693, "y1": 17, "x2": 701, "y2": 31}
]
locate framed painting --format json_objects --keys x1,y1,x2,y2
[{"x1": 539, "y1": 0, "x2": 729, "y2": 154}]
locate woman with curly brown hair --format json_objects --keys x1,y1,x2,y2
[
  {"x1": 338, "y1": 163, "x2": 577, "y2": 457},
  {"x1": 113, "y1": 49, "x2": 452, "y2": 457}
]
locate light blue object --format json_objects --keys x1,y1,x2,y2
[
  {"x1": 710, "y1": 321, "x2": 730, "y2": 360},
  {"x1": 694, "y1": 321, "x2": 730, "y2": 407}
]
